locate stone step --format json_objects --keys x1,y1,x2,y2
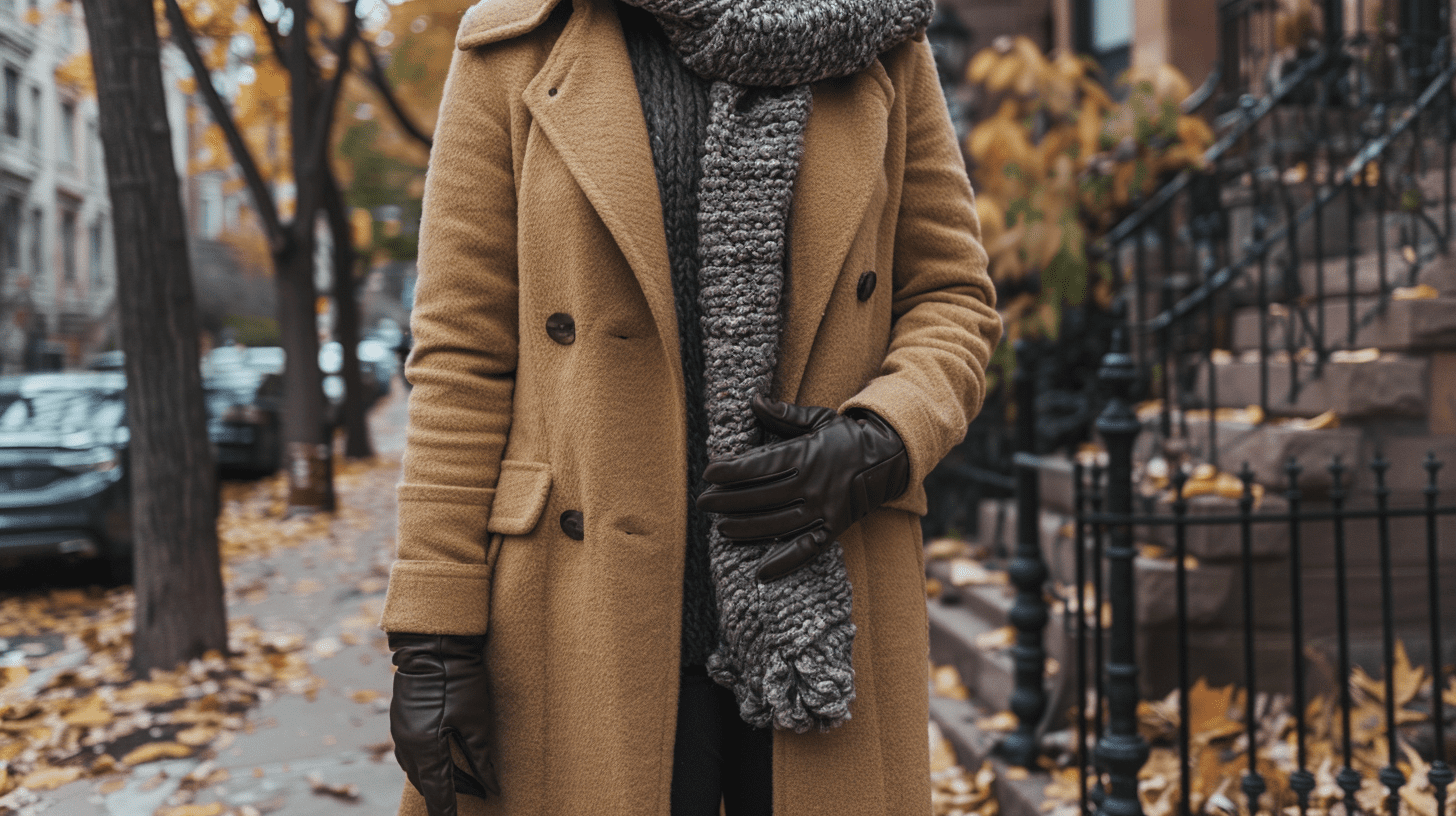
[
  {"x1": 928, "y1": 693, "x2": 1053, "y2": 816},
  {"x1": 1289, "y1": 249, "x2": 1456, "y2": 302},
  {"x1": 1194, "y1": 354, "x2": 1430, "y2": 418},
  {"x1": 927, "y1": 592, "x2": 1021, "y2": 717},
  {"x1": 1230, "y1": 296, "x2": 1456, "y2": 353}
]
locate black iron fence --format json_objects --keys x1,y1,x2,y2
[
  {"x1": 995, "y1": 334, "x2": 1454, "y2": 816},
  {"x1": 1099, "y1": 1, "x2": 1455, "y2": 467}
]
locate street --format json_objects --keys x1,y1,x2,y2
[{"x1": 0, "y1": 389, "x2": 411, "y2": 816}]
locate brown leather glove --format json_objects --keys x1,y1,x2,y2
[
  {"x1": 696, "y1": 395, "x2": 910, "y2": 582},
  {"x1": 388, "y1": 633, "x2": 500, "y2": 816}
]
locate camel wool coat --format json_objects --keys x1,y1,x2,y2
[{"x1": 380, "y1": 0, "x2": 1002, "y2": 813}]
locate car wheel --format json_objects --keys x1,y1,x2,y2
[
  {"x1": 105, "y1": 547, "x2": 134, "y2": 586},
  {"x1": 257, "y1": 419, "x2": 283, "y2": 476}
]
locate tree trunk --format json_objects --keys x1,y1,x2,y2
[
  {"x1": 280, "y1": 0, "x2": 334, "y2": 511},
  {"x1": 325, "y1": 170, "x2": 373, "y2": 459},
  {"x1": 79, "y1": 0, "x2": 227, "y2": 671}
]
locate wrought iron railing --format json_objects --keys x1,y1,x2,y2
[
  {"x1": 995, "y1": 334, "x2": 1454, "y2": 816},
  {"x1": 1093, "y1": 1, "x2": 1455, "y2": 466}
]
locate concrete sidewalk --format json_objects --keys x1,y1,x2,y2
[{"x1": 29, "y1": 392, "x2": 410, "y2": 816}]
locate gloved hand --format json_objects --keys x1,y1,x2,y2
[
  {"x1": 696, "y1": 395, "x2": 910, "y2": 582},
  {"x1": 388, "y1": 633, "x2": 500, "y2": 816}
]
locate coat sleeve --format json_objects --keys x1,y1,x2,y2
[
  {"x1": 840, "y1": 38, "x2": 1003, "y2": 515},
  {"x1": 380, "y1": 44, "x2": 520, "y2": 636}
]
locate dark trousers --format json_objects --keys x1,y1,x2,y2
[{"x1": 670, "y1": 665, "x2": 773, "y2": 815}]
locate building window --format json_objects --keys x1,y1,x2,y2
[
  {"x1": 27, "y1": 87, "x2": 38, "y2": 147},
  {"x1": 3, "y1": 68, "x2": 18, "y2": 139},
  {"x1": 59, "y1": 6, "x2": 73, "y2": 50},
  {"x1": 28, "y1": 207, "x2": 41, "y2": 279},
  {"x1": 88, "y1": 220, "x2": 102, "y2": 286},
  {"x1": 199, "y1": 177, "x2": 223, "y2": 238},
  {"x1": 60, "y1": 209, "x2": 75, "y2": 283},
  {"x1": 86, "y1": 119, "x2": 98, "y2": 181},
  {"x1": 1074, "y1": 0, "x2": 1132, "y2": 83},
  {"x1": 59, "y1": 100, "x2": 75, "y2": 165},
  {"x1": 2, "y1": 196, "x2": 20, "y2": 272}
]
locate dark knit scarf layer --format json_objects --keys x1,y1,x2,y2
[
  {"x1": 619, "y1": 0, "x2": 934, "y2": 733},
  {"x1": 619, "y1": 7, "x2": 718, "y2": 668}
]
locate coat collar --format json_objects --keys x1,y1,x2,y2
[
  {"x1": 515, "y1": 0, "x2": 893, "y2": 405},
  {"x1": 456, "y1": 0, "x2": 566, "y2": 50}
]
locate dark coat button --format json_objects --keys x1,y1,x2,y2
[
  {"x1": 546, "y1": 313, "x2": 576, "y2": 345},
  {"x1": 560, "y1": 510, "x2": 584, "y2": 541},
  {"x1": 857, "y1": 271, "x2": 878, "y2": 301}
]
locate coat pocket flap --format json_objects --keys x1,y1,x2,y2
[{"x1": 486, "y1": 460, "x2": 552, "y2": 536}]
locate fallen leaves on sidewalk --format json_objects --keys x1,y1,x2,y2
[
  {"x1": 0, "y1": 457, "x2": 399, "y2": 807},
  {"x1": 930, "y1": 721, "x2": 998, "y2": 816},
  {"x1": 1044, "y1": 646, "x2": 1456, "y2": 816},
  {"x1": 0, "y1": 591, "x2": 325, "y2": 804},
  {"x1": 306, "y1": 772, "x2": 360, "y2": 802}
]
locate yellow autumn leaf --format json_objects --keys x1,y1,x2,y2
[
  {"x1": 349, "y1": 688, "x2": 382, "y2": 704},
  {"x1": 1186, "y1": 678, "x2": 1247, "y2": 744},
  {"x1": 978, "y1": 710, "x2": 1019, "y2": 732},
  {"x1": 121, "y1": 741, "x2": 192, "y2": 766},
  {"x1": 926, "y1": 538, "x2": 969, "y2": 561},
  {"x1": 177, "y1": 725, "x2": 220, "y2": 746},
  {"x1": 1393, "y1": 283, "x2": 1438, "y2": 300},
  {"x1": 985, "y1": 53, "x2": 1024, "y2": 94},
  {"x1": 155, "y1": 804, "x2": 226, "y2": 816},
  {"x1": 19, "y1": 765, "x2": 82, "y2": 791},
  {"x1": 1330, "y1": 348, "x2": 1381, "y2": 363},
  {"x1": 967, "y1": 48, "x2": 1000, "y2": 85},
  {"x1": 0, "y1": 665, "x2": 29, "y2": 689},
  {"x1": 949, "y1": 558, "x2": 1004, "y2": 587},
  {"x1": 974, "y1": 626, "x2": 1016, "y2": 651},
  {"x1": 932, "y1": 665, "x2": 970, "y2": 700},
  {"x1": 62, "y1": 695, "x2": 113, "y2": 728},
  {"x1": 54, "y1": 52, "x2": 95, "y2": 95},
  {"x1": 928, "y1": 721, "x2": 959, "y2": 773},
  {"x1": 1286, "y1": 410, "x2": 1339, "y2": 430}
]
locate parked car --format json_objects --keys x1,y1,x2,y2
[
  {"x1": 206, "y1": 340, "x2": 391, "y2": 472},
  {"x1": 319, "y1": 340, "x2": 392, "y2": 418},
  {"x1": 85, "y1": 350, "x2": 126, "y2": 372},
  {"x1": 202, "y1": 346, "x2": 284, "y2": 475},
  {"x1": 0, "y1": 373, "x2": 132, "y2": 576}
]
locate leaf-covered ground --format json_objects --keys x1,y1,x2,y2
[
  {"x1": 0, "y1": 393, "x2": 410, "y2": 815},
  {"x1": 927, "y1": 537, "x2": 1456, "y2": 816}
]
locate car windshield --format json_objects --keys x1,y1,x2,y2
[{"x1": 0, "y1": 376, "x2": 126, "y2": 435}]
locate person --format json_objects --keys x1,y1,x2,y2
[{"x1": 379, "y1": 0, "x2": 1002, "y2": 814}]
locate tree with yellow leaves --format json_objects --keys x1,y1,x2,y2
[
  {"x1": 159, "y1": 0, "x2": 443, "y2": 505},
  {"x1": 963, "y1": 37, "x2": 1214, "y2": 378}
]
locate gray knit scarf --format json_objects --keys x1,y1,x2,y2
[{"x1": 619, "y1": 0, "x2": 933, "y2": 733}]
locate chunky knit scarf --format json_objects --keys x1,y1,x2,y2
[{"x1": 619, "y1": 0, "x2": 934, "y2": 733}]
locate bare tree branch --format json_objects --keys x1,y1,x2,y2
[
  {"x1": 248, "y1": 0, "x2": 286, "y2": 65},
  {"x1": 358, "y1": 39, "x2": 433, "y2": 149},
  {"x1": 163, "y1": 0, "x2": 286, "y2": 253},
  {"x1": 301, "y1": 0, "x2": 359, "y2": 171}
]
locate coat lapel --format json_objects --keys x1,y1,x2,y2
[
  {"x1": 522, "y1": 0, "x2": 680, "y2": 361},
  {"x1": 523, "y1": 0, "x2": 892, "y2": 405},
  {"x1": 778, "y1": 67, "x2": 893, "y2": 403}
]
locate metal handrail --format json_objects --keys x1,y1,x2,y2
[
  {"x1": 1144, "y1": 58, "x2": 1456, "y2": 333},
  {"x1": 1093, "y1": 50, "x2": 1331, "y2": 254}
]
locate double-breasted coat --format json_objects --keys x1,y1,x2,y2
[{"x1": 379, "y1": 0, "x2": 1003, "y2": 812}]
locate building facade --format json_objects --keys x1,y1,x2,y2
[{"x1": 0, "y1": 0, "x2": 114, "y2": 373}]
